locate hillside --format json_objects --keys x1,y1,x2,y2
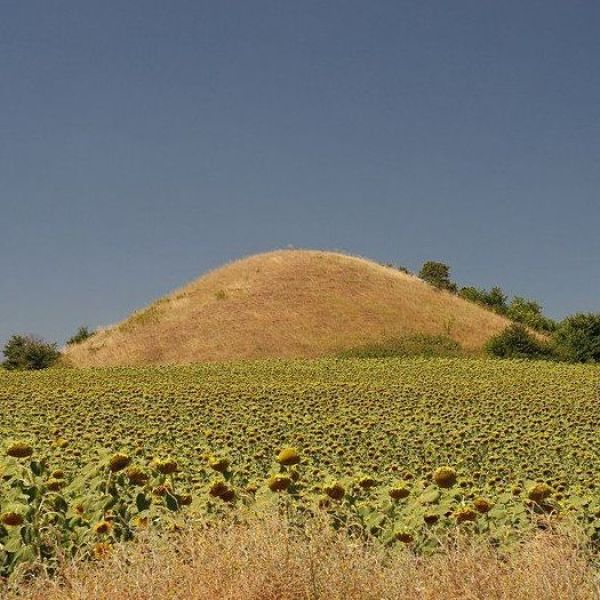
[{"x1": 65, "y1": 249, "x2": 512, "y2": 366}]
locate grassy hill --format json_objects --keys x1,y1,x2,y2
[{"x1": 65, "y1": 249, "x2": 512, "y2": 366}]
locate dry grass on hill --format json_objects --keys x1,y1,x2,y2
[
  {"x1": 66, "y1": 250, "x2": 512, "y2": 367},
  {"x1": 10, "y1": 515, "x2": 599, "y2": 600}
]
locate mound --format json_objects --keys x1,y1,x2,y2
[{"x1": 65, "y1": 250, "x2": 511, "y2": 366}]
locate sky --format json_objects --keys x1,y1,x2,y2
[{"x1": 1, "y1": 1, "x2": 599, "y2": 348}]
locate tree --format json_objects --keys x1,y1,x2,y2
[
  {"x1": 485, "y1": 287, "x2": 508, "y2": 311},
  {"x1": 486, "y1": 324, "x2": 553, "y2": 360},
  {"x1": 554, "y1": 313, "x2": 600, "y2": 363},
  {"x1": 419, "y1": 262, "x2": 456, "y2": 291},
  {"x1": 459, "y1": 286, "x2": 488, "y2": 304},
  {"x1": 2, "y1": 335, "x2": 61, "y2": 370}
]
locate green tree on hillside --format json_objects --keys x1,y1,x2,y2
[{"x1": 419, "y1": 261, "x2": 456, "y2": 291}]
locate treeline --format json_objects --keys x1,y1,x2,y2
[
  {"x1": 416, "y1": 261, "x2": 555, "y2": 333},
  {"x1": 392, "y1": 260, "x2": 600, "y2": 363}
]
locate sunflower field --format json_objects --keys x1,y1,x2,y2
[{"x1": 0, "y1": 358, "x2": 599, "y2": 578}]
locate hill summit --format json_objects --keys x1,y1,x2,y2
[{"x1": 65, "y1": 250, "x2": 511, "y2": 366}]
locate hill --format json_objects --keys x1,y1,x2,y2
[{"x1": 65, "y1": 249, "x2": 512, "y2": 366}]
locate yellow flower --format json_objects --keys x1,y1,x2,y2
[
  {"x1": 276, "y1": 448, "x2": 300, "y2": 466},
  {"x1": 208, "y1": 457, "x2": 230, "y2": 473},
  {"x1": 388, "y1": 486, "x2": 410, "y2": 500},
  {"x1": 395, "y1": 531, "x2": 414, "y2": 544},
  {"x1": 126, "y1": 466, "x2": 149, "y2": 485},
  {"x1": 433, "y1": 467, "x2": 457, "y2": 488},
  {"x1": 92, "y1": 542, "x2": 112, "y2": 560},
  {"x1": 1, "y1": 512, "x2": 24, "y2": 526},
  {"x1": 109, "y1": 453, "x2": 131, "y2": 473},
  {"x1": 208, "y1": 480, "x2": 235, "y2": 502},
  {"x1": 46, "y1": 478, "x2": 64, "y2": 491},
  {"x1": 154, "y1": 458, "x2": 178, "y2": 475},
  {"x1": 7, "y1": 442, "x2": 33, "y2": 458},
  {"x1": 93, "y1": 520, "x2": 113, "y2": 535},
  {"x1": 132, "y1": 516, "x2": 149, "y2": 529},
  {"x1": 267, "y1": 475, "x2": 292, "y2": 492},
  {"x1": 358, "y1": 476, "x2": 377, "y2": 490},
  {"x1": 527, "y1": 483, "x2": 553, "y2": 504},
  {"x1": 454, "y1": 507, "x2": 478, "y2": 523},
  {"x1": 473, "y1": 497, "x2": 493, "y2": 513},
  {"x1": 323, "y1": 482, "x2": 345, "y2": 501}
]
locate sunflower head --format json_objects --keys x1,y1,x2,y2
[
  {"x1": 388, "y1": 486, "x2": 410, "y2": 500},
  {"x1": 527, "y1": 483, "x2": 553, "y2": 504},
  {"x1": 473, "y1": 497, "x2": 493, "y2": 513},
  {"x1": 276, "y1": 448, "x2": 301, "y2": 466},
  {"x1": 93, "y1": 520, "x2": 113, "y2": 535},
  {"x1": 109, "y1": 453, "x2": 131, "y2": 473},
  {"x1": 0, "y1": 512, "x2": 24, "y2": 527},
  {"x1": 7, "y1": 442, "x2": 33, "y2": 459},
  {"x1": 267, "y1": 475, "x2": 292, "y2": 492},
  {"x1": 323, "y1": 482, "x2": 345, "y2": 501},
  {"x1": 433, "y1": 467, "x2": 457, "y2": 488}
]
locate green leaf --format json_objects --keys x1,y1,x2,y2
[{"x1": 136, "y1": 493, "x2": 151, "y2": 512}]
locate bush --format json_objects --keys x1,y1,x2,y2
[
  {"x1": 485, "y1": 325, "x2": 553, "y2": 360},
  {"x1": 419, "y1": 262, "x2": 456, "y2": 292},
  {"x1": 485, "y1": 287, "x2": 508, "y2": 311},
  {"x1": 458, "y1": 286, "x2": 488, "y2": 304},
  {"x1": 553, "y1": 313, "x2": 600, "y2": 363},
  {"x1": 2, "y1": 335, "x2": 61, "y2": 370},
  {"x1": 66, "y1": 326, "x2": 94, "y2": 346},
  {"x1": 506, "y1": 297, "x2": 556, "y2": 333}
]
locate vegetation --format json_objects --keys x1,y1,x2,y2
[
  {"x1": 459, "y1": 287, "x2": 556, "y2": 333},
  {"x1": 0, "y1": 358, "x2": 598, "y2": 581},
  {"x1": 418, "y1": 261, "x2": 457, "y2": 292},
  {"x1": 5, "y1": 515, "x2": 598, "y2": 599},
  {"x1": 460, "y1": 286, "x2": 507, "y2": 312},
  {"x1": 485, "y1": 324, "x2": 554, "y2": 360},
  {"x1": 1, "y1": 335, "x2": 60, "y2": 371},
  {"x1": 66, "y1": 326, "x2": 94, "y2": 346},
  {"x1": 554, "y1": 313, "x2": 600, "y2": 363},
  {"x1": 338, "y1": 334, "x2": 462, "y2": 358},
  {"x1": 506, "y1": 296, "x2": 557, "y2": 333}
]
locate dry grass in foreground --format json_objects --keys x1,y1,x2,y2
[{"x1": 8, "y1": 515, "x2": 599, "y2": 600}]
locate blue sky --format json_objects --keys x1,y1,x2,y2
[{"x1": 1, "y1": 1, "x2": 599, "y2": 347}]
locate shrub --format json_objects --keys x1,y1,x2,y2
[
  {"x1": 459, "y1": 286, "x2": 488, "y2": 304},
  {"x1": 459, "y1": 286, "x2": 507, "y2": 312},
  {"x1": 66, "y1": 326, "x2": 94, "y2": 346},
  {"x1": 484, "y1": 287, "x2": 508, "y2": 311},
  {"x1": 418, "y1": 262, "x2": 456, "y2": 292},
  {"x1": 506, "y1": 297, "x2": 556, "y2": 333},
  {"x1": 485, "y1": 325, "x2": 553, "y2": 360},
  {"x1": 553, "y1": 313, "x2": 600, "y2": 363},
  {"x1": 2, "y1": 335, "x2": 61, "y2": 370}
]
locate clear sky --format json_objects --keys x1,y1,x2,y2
[{"x1": 1, "y1": 1, "x2": 599, "y2": 348}]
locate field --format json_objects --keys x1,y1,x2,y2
[{"x1": 1, "y1": 357, "x2": 599, "y2": 592}]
